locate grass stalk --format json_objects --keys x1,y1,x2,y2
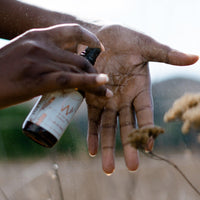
[
  {"x1": 0, "y1": 187, "x2": 10, "y2": 200},
  {"x1": 53, "y1": 163, "x2": 64, "y2": 200},
  {"x1": 144, "y1": 151, "x2": 200, "y2": 197}
]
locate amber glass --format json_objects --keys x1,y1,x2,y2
[{"x1": 22, "y1": 48, "x2": 101, "y2": 147}]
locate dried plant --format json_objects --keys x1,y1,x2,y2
[
  {"x1": 164, "y1": 93, "x2": 200, "y2": 133},
  {"x1": 145, "y1": 151, "x2": 200, "y2": 196},
  {"x1": 128, "y1": 126, "x2": 164, "y2": 150},
  {"x1": 128, "y1": 126, "x2": 200, "y2": 197}
]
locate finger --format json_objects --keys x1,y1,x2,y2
[
  {"x1": 100, "y1": 108, "x2": 117, "y2": 175},
  {"x1": 44, "y1": 61, "x2": 86, "y2": 74},
  {"x1": 60, "y1": 51, "x2": 98, "y2": 73},
  {"x1": 133, "y1": 89, "x2": 154, "y2": 151},
  {"x1": 87, "y1": 105, "x2": 102, "y2": 156},
  {"x1": 146, "y1": 136, "x2": 154, "y2": 151},
  {"x1": 49, "y1": 24, "x2": 103, "y2": 50},
  {"x1": 119, "y1": 105, "x2": 139, "y2": 171},
  {"x1": 26, "y1": 38, "x2": 99, "y2": 74},
  {"x1": 44, "y1": 47, "x2": 98, "y2": 74},
  {"x1": 37, "y1": 72, "x2": 113, "y2": 97},
  {"x1": 134, "y1": 89, "x2": 154, "y2": 128},
  {"x1": 140, "y1": 35, "x2": 199, "y2": 65},
  {"x1": 85, "y1": 85, "x2": 113, "y2": 97}
]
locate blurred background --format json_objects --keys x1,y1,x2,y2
[{"x1": 0, "y1": 0, "x2": 200, "y2": 199}]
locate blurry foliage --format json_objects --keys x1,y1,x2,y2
[
  {"x1": 0, "y1": 104, "x2": 87, "y2": 159},
  {"x1": 0, "y1": 104, "x2": 47, "y2": 158},
  {"x1": 55, "y1": 121, "x2": 86, "y2": 154}
]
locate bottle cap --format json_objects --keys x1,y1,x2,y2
[{"x1": 80, "y1": 47, "x2": 101, "y2": 65}]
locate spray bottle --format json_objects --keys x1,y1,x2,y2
[{"x1": 22, "y1": 47, "x2": 101, "y2": 147}]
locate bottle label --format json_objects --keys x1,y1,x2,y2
[{"x1": 24, "y1": 90, "x2": 83, "y2": 140}]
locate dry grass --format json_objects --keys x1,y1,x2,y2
[{"x1": 0, "y1": 150, "x2": 199, "y2": 200}]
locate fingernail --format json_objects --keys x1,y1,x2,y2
[
  {"x1": 128, "y1": 169, "x2": 138, "y2": 173},
  {"x1": 104, "y1": 168, "x2": 115, "y2": 176},
  {"x1": 96, "y1": 74, "x2": 109, "y2": 84},
  {"x1": 105, "y1": 172, "x2": 113, "y2": 176},
  {"x1": 100, "y1": 42, "x2": 105, "y2": 51},
  {"x1": 106, "y1": 89, "x2": 113, "y2": 98},
  {"x1": 145, "y1": 137, "x2": 154, "y2": 152},
  {"x1": 89, "y1": 152, "x2": 96, "y2": 157}
]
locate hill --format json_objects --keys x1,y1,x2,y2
[{"x1": 152, "y1": 77, "x2": 200, "y2": 151}]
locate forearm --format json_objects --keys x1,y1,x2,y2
[{"x1": 0, "y1": 0, "x2": 101, "y2": 40}]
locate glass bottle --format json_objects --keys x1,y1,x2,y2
[{"x1": 22, "y1": 47, "x2": 101, "y2": 148}]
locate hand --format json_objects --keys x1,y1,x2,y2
[
  {"x1": 0, "y1": 24, "x2": 112, "y2": 109},
  {"x1": 164, "y1": 93, "x2": 200, "y2": 133},
  {"x1": 86, "y1": 25, "x2": 199, "y2": 174}
]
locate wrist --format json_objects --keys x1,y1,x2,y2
[{"x1": 50, "y1": 11, "x2": 102, "y2": 34}]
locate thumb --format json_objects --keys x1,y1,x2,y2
[
  {"x1": 141, "y1": 36, "x2": 199, "y2": 66},
  {"x1": 167, "y1": 50, "x2": 199, "y2": 66}
]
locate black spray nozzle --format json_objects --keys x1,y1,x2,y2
[{"x1": 81, "y1": 47, "x2": 101, "y2": 65}]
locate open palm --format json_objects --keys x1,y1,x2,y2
[{"x1": 86, "y1": 25, "x2": 198, "y2": 174}]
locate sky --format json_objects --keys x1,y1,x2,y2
[{"x1": 1, "y1": 0, "x2": 200, "y2": 83}]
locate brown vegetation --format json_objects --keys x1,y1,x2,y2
[{"x1": 0, "y1": 151, "x2": 199, "y2": 200}]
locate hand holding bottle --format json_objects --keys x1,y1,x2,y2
[
  {"x1": 22, "y1": 48, "x2": 104, "y2": 148},
  {"x1": 0, "y1": 24, "x2": 112, "y2": 109}
]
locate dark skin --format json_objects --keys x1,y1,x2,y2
[
  {"x1": 0, "y1": 24, "x2": 112, "y2": 108},
  {"x1": 0, "y1": 0, "x2": 198, "y2": 173},
  {"x1": 0, "y1": 0, "x2": 100, "y2": 39},
  {"x1": 0, "y1": 0, "x2": 111, "y2": 108},
  {"x1": 87, "y1": 25, "x2": 199, "y2": 174}
]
